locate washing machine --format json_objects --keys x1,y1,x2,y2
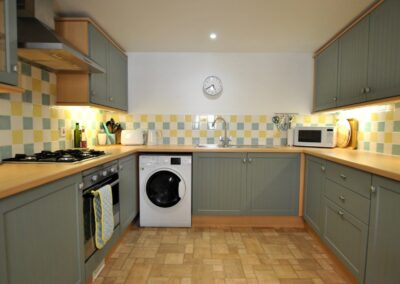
[{"x1": 139, "y1": 154, "x2": 192, "y2": 227}]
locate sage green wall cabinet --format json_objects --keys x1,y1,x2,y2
[
  {"x1": 304, "y1": 156, "x2": 326, "y2": 235},
  {"x1": 193, "y1": 152, "x2": 247, "y2": 215},
  {"x1": 119, "y1": 154, "x2": 138, "y2": 230},
  {"x1": 89, "y1": 24, "x2": 109, "y2": 106},
  {"x1": 0, "y1": 0, "x2": 18, "y2": 86},
  {"x1": 108, "y1": 44, "x2": 128, "y2": 111},
  {"x1": 337, "y1": 17, "x2": 369, "y2": 107},
  {"x1": 367, "y1": 0, "x2": 400, "y2": 101},
  {"x1": 365, "y1": 175, "x2": 400, "y2": 284},
  {"x1": 247, "y1": 153, "x2": 299, "y2": 215},
  {"x1": 314, "y1": 41, "x2": 339, "y2": 111},
  {"x1": 0, "y1": 174, "x2": 84, "y2": 284},
  {"x1": 322, "y1": 198, "x2": 368, "y2": 283},
  {"x1": 193, "y1": 152, "x2": 300, "y2": 215}
]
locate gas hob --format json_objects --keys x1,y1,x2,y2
[{"x1": 3, "y1": 149, "x2": 106, "y2": 163}]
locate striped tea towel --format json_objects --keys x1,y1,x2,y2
[{"x1": 92, "y1": 185, "x2": 114, "y2": 249}]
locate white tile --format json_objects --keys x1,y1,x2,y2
[
  {"x1": 34, "y1": 142, "x2": 43, "y2": 153},
  {"x1": 33, "y1": 118, "x2": 42, "y2": 130},
  {"x1": 11, "y1": 116, "x2": 22, "y2": 130},
  {"x1": 0, "y1": 100, "x2": 11, "y2": 115},
  {"x1": 23, "y1": 130, "x2": 33, "y2": 144},
  {"x1": 0, "y1": 130, "x2": 12, "y2": 145},
  {"x1": 12, "y1": 144, "x2": 23, "y2": 156}
]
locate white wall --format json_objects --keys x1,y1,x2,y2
[{"x1": 128, "y1": 52, "x2": 313, "y2": 115}]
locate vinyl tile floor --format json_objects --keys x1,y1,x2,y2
[{"x1": 94, "y1": 226, "x2": 352, "y2": 284}]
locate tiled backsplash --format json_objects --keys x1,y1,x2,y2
[{"x1": 0, "y1": 62, "x2": 399, "y2": 159}]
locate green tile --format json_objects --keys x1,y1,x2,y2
[
  {"x1": 58, "y1": 119, "x2": 65, "y2": 128},
  {"x1": 237, "y1": 122, "x2": 244, "y2": 130},
  {"x1": 192, "y1": 137, "x2": 200, "y2": 145},
  {"x1": 392, "y1": 145, "x2": 400, "y2": 156},
  {"x1": 162, "y1": 122, "x2": 170, "y2": 130},
  {"x1": 251, "y1": 123, "x2": 259, "y2": 130},
  {"x1": 162, "y1": 137, "x2": 170, "y2": 144},
  {"x1": 266, "y1": 138, "x2": 273, "y2": 146},
  {"x1": 236, "y1": 137, "x2": 244, "y2": 145},
  {"x1": 177, "y1": 122, "x2": 185, "y2": 130},
  {"x1": 0, "y1": 145, "x2": 12, "y2": 159},
  {"x1": 266, "y1": 123, "x2": 274, "y2": 130},
  {"x1": 178, "y1": 137, "x2": 185, "y2": 145},
  {"x1": 42, "y1": 94, "x2": 50, "y2": 106},
  {"x1": 0, "y1": 93, "x2": 10, "y2": 100},
  {"x1": 22, "y1": 90, "x2": 32, "y2": 103},
  {"x1": 364, "y1": 122, "x2": 371, "y2": 132},
  {"x1": 43, "y1": 142, "x2": 52, "y2": 151},
  {"x1": 42, "y1": 118, "x2": 51, "y2": 129},
  {"x1": 376, "y1": 143, "x2": 384, "y2": 153},
  {"x1": 394, "y1": 121, "x2": 400, "y2": 132},
  {"x1": 148, "y1": 122, "x2": 155, "y2": 130},
  {"x1": 251, "y1": 138, "x2": 258, "y2": 145},
  {"x1": 280, "y1": 138, "x2": 287, "y2": 145},
  {"x1": 377, "y1": 121, "x2": 385, "y2": 132},
  {"x1": 24, "y1": 144, "x2": 34, "y2": 155},
  {"x1": 23, "y1": 117, "x2": 33, "y2": 129},
  {"x1": 59, "y1": 140, "x2": 65, "y2": 150},
  {"x1": 395, "y1": 102, "x2": 400, "y2": 109},
  {"x1": 41, "y1": 70, "x2": 50, "y2": 82},
  {"x1": 133, "y1": 122, "x2": 140, "y2": 129},
  {"x1": 0, "y1": 115, "x2": 11, "y2": 130},
  {"x1": 364, "y1": 141, "x2": 370, "y2": 151},
  {"x1": 21, "y1": 62, "x2": 31, "y2": 76},
  {"x1": 206, "y1": 137, "x2": 214, "y2": 144}
]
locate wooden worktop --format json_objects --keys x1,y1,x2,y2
[{"x1": 0, "y1": 145, "x2": 398, "y2": 200}]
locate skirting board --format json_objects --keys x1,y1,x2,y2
[{"x1": 192, "y1": 216, "x2": 304, "y2": 228}]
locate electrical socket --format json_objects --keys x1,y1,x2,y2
[{"x1": 59, "y1": 127, "x2": 66, "y2": 137}]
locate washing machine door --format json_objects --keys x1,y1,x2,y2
[{"x1": 146, "y1": 170, "x2": 184, "y2": 208}]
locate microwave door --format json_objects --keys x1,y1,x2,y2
[{"x1": 298, "y1": 130, "x2": 322, "y2": 143}]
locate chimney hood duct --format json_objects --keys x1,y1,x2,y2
[{"x1": 17, "y1": 17, "x2": 105, "y2": 73}]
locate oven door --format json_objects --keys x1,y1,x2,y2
[{"x1": 82, "y1": 174, "x2": 120, "y2": 261}]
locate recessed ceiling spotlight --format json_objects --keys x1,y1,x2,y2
[{"x1": 209, "y1": 32, "x2": 217, "y2": 40}]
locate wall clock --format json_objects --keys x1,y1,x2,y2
[{"x1": 203, "y1": 76, "x2": 223, "y2": 96}]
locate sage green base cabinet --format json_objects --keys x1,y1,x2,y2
[
  {"x1": 0, "y1": 0, "x2": 18, "y2": 86},
  {"x1": 247, "y1": 153, "x2": 299, "y2": 215},
  {"x1": 304, "y1": 156, "x2": 326, "y2": 235},
  {"x1": 193, "y1": 152, "x2": 300, "y2": 215},
  {"x1": 365, "y1": 175, "x2": 400, "y2": 284},
  {"x1": 0, "y1": 174, "x2": 84, "y2": 284},
  {"x1": 119, "y1": 154, "x2": 138, "y2": 230}
]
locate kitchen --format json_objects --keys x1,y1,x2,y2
[{"x1": 0, "y1": 0, "x2": 399, "y2": 283}]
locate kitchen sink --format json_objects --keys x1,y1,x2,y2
[{"x1": 196, "y1": 144, "x2": 273, "y2": 148}]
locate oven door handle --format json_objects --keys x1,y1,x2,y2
[{"x1": 110, "y1": 179, "x2": 119, "y2": 187}]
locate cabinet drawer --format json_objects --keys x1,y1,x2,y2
[
  {"x1": 325, "y1": 179, "x2": 370, "y2": 224},
  {"x1": 326, "y1": 161, "x2": 371, "y2": 198},
  {"x1": 323, "y1": 198, "x2": 368, "y2": 283}
]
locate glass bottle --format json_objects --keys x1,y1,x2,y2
[
  {"x1": 80, "y1": 127, "x2": 87, "y2": 148},
  {"x1": 74, "y1": 123, "x2": 81, "y2": 148}
]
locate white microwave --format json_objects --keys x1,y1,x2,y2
[{"x1": 293, "y1": 126, "x2": 336, "y2": 148}]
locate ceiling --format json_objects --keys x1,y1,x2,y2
[{"x1": 54, "y1": 0, "x2": 374, "y2": 53}]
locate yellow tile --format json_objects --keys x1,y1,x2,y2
[
  {"x1": 259, "y1": 115, "x2": 267, "y2": 123},
  {"x1": 371, "y1": 113, "x2": 379, "y2": 122},
  {"x1": 33, "y1": 104, "x2": 42, "y2": 117},
  {"x1": 244, "y1": 115, "x2": 252, "y2": 123},
  {"x1": 12, "y1": 130, "x2": 23, "y2": 144},
  {"x1": 51, "y1": 130, "x2": 59, "y2": 141},
  {"x1": 95, "y1": 112, "x2": 103, "y2": 121},
  {"x1": 229, "y1": 130, "x2": 237, "y2": 137},
  {"x1": 304, "y1": 116, "x2": 311, "y2": 124},
  {"x1": 51, "y1": 108, "x2": 59, "y2": 119},
  {"x1": 185, "y1": 115, "x2": 192, "y2": 123},
  {"x1": 384, "y1": 133, "x2": 392, "y2": 143},
  {"x1": 370, "y1": 132, "x2": 378, "y2": 142},
  {"x1": 385, "y1": 111, "x2": 394, "y2": 121},
  {"x1": 244, "y1": 130, "x2": 251, "y2": 138},
  {"x1": 259, "y1": 130, "x2": 267, "y2": 138},
  {"x1": 33, "y1": 130, "x2": 43, "y2": 142},
  {"x1": 66, "y1": 131, "x2": 72, "y2": 141},
  {"x1": 230, "y1": 115, "x2": 237, "y2": 123},
  {"x1": 214, "y1": 130, "x2": 222, "y2": 137},
  {"x1": 49, "y1": 84, "x2": 57, "y2": 96},
  {"x1": 11, "y1": 102, "x2": 22, "y2": 116},
  {"x1": 170, "y1": 115, "x2": 177, "y2": 122},
  {"x1": 126, "y1": 115, "x2": 133, "y2": 122},
  {"x1": 31, "y1": 65, "x2": 41, "y2": 79},
  {"x1": 140, "y1": 115, "x2": 148, "y2": 122},
  {"x1": 154, "y1": 115, "x2": 162, "y2": 122},
  {"x1": 32, "y1": 78, "x2": 42, "y2": 92},
  {"x1": 185, "y1": 130, "x2": 192, "y2": 137},
  {"x1": 170, "y1": 129, "x2": 177, "y2": 137},
  {"x1": 358, "y1": 131, "x2": 364, "y2": 141},
  {"x1": 273, "y1": 130, "x2": 281, "y2": 138},
  {"x1": 318, "y1": 115, "x2": 326, "y2": 124},
  {"x1": 200, "y1": 130, "x2": 207, "y2": 137}
]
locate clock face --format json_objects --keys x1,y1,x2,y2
[{"x1": 203, "y1": 76, "x2": 223, "y2": 96}]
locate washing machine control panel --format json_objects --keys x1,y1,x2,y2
[{"x1": 171, "y1": 157, "x2": 181, "y2": 165}]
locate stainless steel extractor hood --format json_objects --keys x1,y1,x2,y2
[{"x1": 17, "y1": 17, "x2": 105, "y2": 73}]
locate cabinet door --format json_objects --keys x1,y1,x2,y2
[
  {"x1": 119, "y1": 154, "x2": 138, "y2": 230},
  {"x1": 193, "y1": 153, "x2": 247, "y2": 215},
  {"x1": 89, "y1": 24, "x2": 108, "y2": 106},
  {"x1": 365, "y1": 176, "x2": 400, "y2": 284},
  {"x1": 314, "y1": 41, "x2": 339, "y2": 111},
  {"x1": 247, "y1": 153, "x2": 299, "y2": 215},
  {"x1": 323, "y1": 198, "x2": 368, "y2": 283},
  {"x1": 108, "y1": 44, "x2": 128, "y2": 111},
  {"x1": 0, "y1": 0, "x2": 17, "y2": 86},
  {"x1": 0, "y1": 174, "x2": 84, "y2": 284},
  {"x1": 304, "y1": 156, "x2": 326, "y2": 234},
  {"x1": 337, "y1": 16, "x2": 369, "y2": 107},
  {"x1": 367, "y1": 0, "x2": 400, "y2": 101}
]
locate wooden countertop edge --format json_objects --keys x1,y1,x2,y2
[{"x1": 0, "y1": 145, "x2": 399, "y2": 200}]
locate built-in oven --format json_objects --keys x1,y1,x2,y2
[{"x1": 81, "y1": 161, "x2": 120, "y2": 261}]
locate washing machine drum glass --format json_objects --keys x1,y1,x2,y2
[{"x1": 146, "y1": 170, "x2": 183, "y2": 208}]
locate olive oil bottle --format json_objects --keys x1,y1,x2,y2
[{"x1": 74, "y1": 123, "x2": 81, "y2": 148}]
